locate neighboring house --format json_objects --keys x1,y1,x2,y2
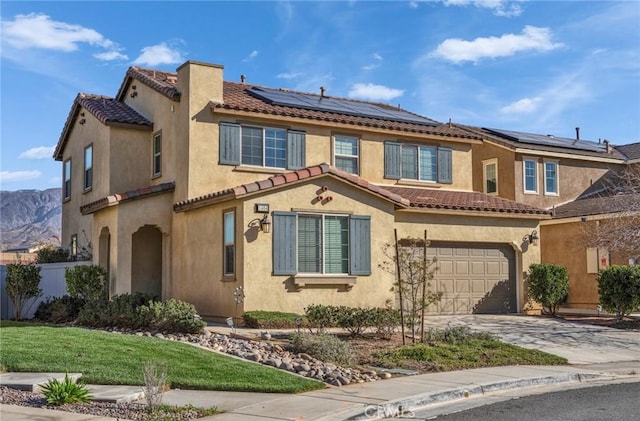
[{"x1": 54, "y1": 60, "x2": 550, "y2": 320}]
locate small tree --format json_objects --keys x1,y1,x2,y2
[
  {"x1": 65, "y1": 264, "x2": 107, "y2": 302},
  {"x1": 5, "y1": 262, "x2": 43, "y2": 320},
  {"x1": 380, "y1": 232, "x2": 441, "y2": 344},
  {"x1": 527, "y1": 263, "x2": 569, "y2": 316},
  {"x1": 598, "y1": 265, "x2": 640, "y2": 321}
]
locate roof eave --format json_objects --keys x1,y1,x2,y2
[{"x1": 399, "y1": 207, "x2": 552, "y2": 219}]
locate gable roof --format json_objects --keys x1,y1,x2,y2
[
  {"x1": 552, "y1": 192, "x2": 640, "y2": 219},
  {"x1": 54, "y1": 93, "x2": 153, "y2": 161},
  {"x1": 616, "y1": 142, "x2": 640, "y2": 161},
  {"x1": 174, "y1": 163, "x2": 549, "y2": 217},
  {"x1": 116, "y1": 67, "x2": 181, "y2": 102},
  {"x1": 81, "y1": 182, "x2": 175, "y2": 215}
]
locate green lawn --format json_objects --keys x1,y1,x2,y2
[
  {"x1": 0, "y1": 321, "x2": 324, "y2": 393},
  {"x1": 373, "y1": 338, "x2": 568, "y2": 372}
]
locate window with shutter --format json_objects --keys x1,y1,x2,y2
[{"x1": 385, "y1": 142, "x2": 452, "y2": 184}]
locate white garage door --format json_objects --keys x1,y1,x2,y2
[{"x1": 426, "y1": 242, "x2": 516, "y2": 314}]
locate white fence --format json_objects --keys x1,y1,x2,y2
[{"x1": 0, "y1": 261, "x2": 90, "y2": 320}]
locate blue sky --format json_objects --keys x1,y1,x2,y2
[{"x1": 1, "y1": 1, "x2": 639, "y2": 191}]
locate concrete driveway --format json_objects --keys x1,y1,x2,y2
[{"x1": 422, "y1": 315, "x2": 640, "y2": 364}]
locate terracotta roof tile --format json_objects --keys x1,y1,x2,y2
[
  {"x1": 552, "y1": 192, "x2": 640, "y2": 218},
  {"x1": 81, "y1": 182, "x2": 174, "y2": 215},
  {"x1": 385, "y1": 186, "x2": 550, "y2": 215},
  {"x1": 117, "y1": 67, "x2": 181, "y2": 102}
]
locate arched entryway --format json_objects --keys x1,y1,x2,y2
[{"x1": 131, "y1": 225, "x2": 162, "y2": 298}]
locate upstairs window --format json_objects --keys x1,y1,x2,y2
[
  {"x1": 152, "y1": 132, "x2": 162, "y2": 177},
  {"x1": 384, "y1": 142, "x2": 452, "y2": 184},
  {"x1": 220, "y1": 123, "x2": 305, "y2": 170},
  {"x1": 523, "y1": 158, "x2": 538, "y2": 193},
  {"x1": 483, "y1": 159, "x2": 498, "y2": 194},
  {"x1": 84, "y1": 145, "x2": 93, "y2": 191},
  {"x1": 333, "y1": 136, "x2": 359, "y2": 174},
  {"x1": 63, "y1": 159, "x2": 71, "y2": 200},
  {"x1": 544, "y1": 161, "x2": 559, "y2": 195},
  {"x1": 223, "y1": 210, "x2": 235, "y2": 277}
]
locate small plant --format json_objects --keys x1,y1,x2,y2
[
  {"x1": 527, "y1": 263, "x2": 569, "y2": 315},
  {"x1": 242, "y1": 311, "x2": 305, "y2": 329},
  {"x1": 598, "y1": 265, "x2": 640, "y2": 321},
  {"x1": 34, "y1": 295, "x2": 86, "y2": 323},
  {"x1": 138, "y1": 299, "x2": 206, "y2": 334},
  {"x1": 40, "y1": 374, "x2": 92, "y2": 405},
  {"x1": 36, "y1": 246, "x2": 70, "y2": 263},
  {"x1": 5, "y1": 262, "x2": 43, "y2": 320},
  {"x1": 65, "y1": 264, "x2": 107, "y2": 302},
  {"x1": 290, "y1": 332, "x2": 355, "y2": 366},
  {"x1": 142, "y1": 361, "x2": 168, "y2": 413},
  {"x1": 304, "y1": 304, "x2": 341, "y2": 333}
]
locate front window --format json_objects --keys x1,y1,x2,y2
[
  {"x1": 242, "y1": 127, "x2": 286, "y2": 168},
  {"x1": 483, "y1": 160, "x2": 498, "y2": 194},
  {"x1": 223, "y1": 211, "x2": 235, "y2": 276},
  {"x1": 63, "y1": 159, "x2": 71, "y2": 200},
  {"x1": 401, "y1": 145, "x2": 438, "y2": 181},
  {"x1": 84, "y1": 145, "x2": 93, "y2": 190},
  {"x1": 152, "y1": 133, "x2": 162, "y2": 177},
  {"x1": 334, "y1": 136, "x2": 359, "y2": 174},
  {"x1": 298, "y1": 214, "x2": 349, "y2": 274},
  {"x1": 524, "y1": 159, "x2": 538, "y2": 193},
  {"x1": 544, "y1": 161, "x2": 558, "y2": 195}
]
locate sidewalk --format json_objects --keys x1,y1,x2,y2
[{"x1": 2, "y1": 362, "x2": 638, "y2": 420}]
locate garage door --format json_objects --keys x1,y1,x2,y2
[{"x1": 426, "y1": 242, "x2": 516, "y2": 314}]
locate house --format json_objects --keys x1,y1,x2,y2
[
  {"x1": 54, "y1": 60, "x2": 551, "y2": 320},
  {"x1": 462, "y1": 126, "x2": 636, "y2": 309}
]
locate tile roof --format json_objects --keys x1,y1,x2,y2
[
  {"x1": 81, "y1": 182, "x2": 175, "y2": 215},
  {"x1": 117, "y1": 64, "x2": 481, "y2": 141},
  {"x1": 174, "y1": 163, "x2": 411, "y2": 212},
  {"x1": 55, "y1": 93, "x2": 153, "y2": 160},
  {"x1": 552, "y1": 192, "x2": 640, "y2": 218},
  {"x1": 616, "y1": 142, "x2": 640, "y2": 161},
  {"x1": 174, "y1": 163, "x2": 548, "y2": 217},
  {"x1": 385, "y1": 186, "x2": 550, "y2": 215}
]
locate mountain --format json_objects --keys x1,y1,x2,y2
[{"x1": 0, "y1": 188, "x2": 62, "y2": 251}]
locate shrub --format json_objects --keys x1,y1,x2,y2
[
  {"x1": 36, "y1": 246, "x2": 70, "y2": 263},
  {"x1": 65, "y1": 264, "x2": 107, "y2": 302},
  {"x1": 527, "y1": 263, "x2": 569, "y2": 315},
  {"x1": 337, "y1": 307, "x2": 373, "y2": 337},
  {"x1": 142, "y1": 361, "x2": 168, "y2": 413},
  {"x1": 598, "y1": 265, "x2": 640, "y2": 320},
  {"x1": 76, "y1": 299, "x2": 110, "y2": 327},
  {"x1": 242, "y1": 311, "x2": 305, "y2": 329},
  {"x1": 289, "y1": 332, "x2": 355, "y2": 366},
  {"x1": 370, "y1": 308, "x2": 400, "y2": 339},
  {"x1": 35, "y1": 295, "x2": 86, "y2": 323},
  {"x1": 40, "y1": 374, "x2": 92, "y2": 405},
  {"x1": 304, "y1": 304, "x2": 341, "y2": 332},
  {"x1": 138, "y1": 299, "x2": 206, "y2": 334},
  {"x1": 5, "y1": 262, "x2": 42, "y2": 320},
  {"x1": 424, "y1": 326, "x2": 495, "y2": 345}
]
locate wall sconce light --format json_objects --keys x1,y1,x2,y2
[
  {"x1": 260, "y1": 214, "x2": 271, "y2": 233},
  {"x1": 524, "y1": 230, "x2": 539, "y2": 246}
]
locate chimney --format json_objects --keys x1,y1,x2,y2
[
  {"x1": 575, "y1": 127, "x2": 580, "y2": 141},
  {"x1": 176, "y1": 60, "x2": 224, "y2": 106},
  {"x1": 603, "y1": 139, "x2": 611, "y2": 154},
  {"x1": 241, "y1": 74, "x2": 246, "y2": 84},
  {"x1": 320, "y1": 86, "x2": 326, "y2": 98}
]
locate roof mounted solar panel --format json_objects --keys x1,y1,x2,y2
[
  {"x1": 484, "y1": 128, "x2": 607, "y2": 153},
  {"x1": 248, "y1": 87, "x2": 440, "y2": 126}
]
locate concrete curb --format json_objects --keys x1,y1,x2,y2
[{"x1": 337, "y1": 371, "x2": 618, "y2": 420}]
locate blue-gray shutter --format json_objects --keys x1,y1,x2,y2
[
  {"x1": 384, "y1": 142, "x2": 402, "y2": 179},
  {"x1": 219, "y1": 123, "x2": 240, "y2": 165},
  {"x1": 349, "y1": 215, "x2": 371, "y2": 276},
  {"x1": 273, "y1": 212, "x2": 297, "y2": 275},
  {"x1": 437, "y1": 147, "x2": 453, "y2": 184},
  {"x1": 287, "y1": 131, "x2": 306, "y2": 170}
]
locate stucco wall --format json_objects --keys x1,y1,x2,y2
[
  {"x1": 471, "y1": 142, "x2": 516, "y2": 199},
  {"x1": 109, "y1": 127, "x2": 152, "y2": 193}
]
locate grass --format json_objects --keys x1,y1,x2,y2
[
  {"x1": 373, "y1": 338, "x2": 568, "y2": 372},
  {"x1": 0, "y1": 321, "x2": 324, "y2": 393}
]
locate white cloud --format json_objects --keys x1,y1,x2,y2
[
  {"x1": 1, "y1": 13, "x2": 125, "y2": 59},
  {"x1": 361, "y1": 64, "x2": 380, "y2": 71},
  {"x1": 500, "y1": 97, "x2": 542, "y2": 114},
  {"x1": 133, "y1": 43, "x2": 185, "y2": 66},
  {"x1": 348, "y1": 83, "x2": 404, "y2": 101},
  {"x1": 94, "y1": 50, "x2": 128, "y2": 61},
  {"x1": 431, "y1": 26, "x2": 563, "y2": 64},
  {"x1": 373, "y1": 53, "x2": 384, "y2": 61},
  {"x1": 441, "y1": 0, "x2": 523, "y2": 17},
  {"x1": 277, "y1": 72, "x2": 303, "y2": 79},
  {"x1": 19, "y1": 146, "x2": 56, "y2": 159},
  {"x1": 409, "y1": 1, "x2": 420, "y2": 9},
  {"x1": 243, "y1": 50, "x2": 259, "y2": 62},
  {"x1": 0, "y1": 170, "x2": 41, "y2": 183}
]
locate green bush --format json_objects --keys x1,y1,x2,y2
[
  {"x1": 36, "y1": 246, "x2": 70, "y2": 263},
  {"x1": 138, "y1": 299, "x2": 206, "y2": 334},
  {"x1": 370, "y1": 308, "x2": 400, "y2": 339},
  {"x1": 65, "y1": 264, "x2": 107, "y2": 302},
  {"x1": 108, "y1": 292, "x2": 157, "y2": 329},
  {"x1": 527, "y1": 263, "x2": 569, "y2": 315},
  {"x1": 5, "y1": 262, "x2": 42, "y2": 320},
  {"x1": 598, "y1": 265, "x2": 640, "y2": 320},
  {"x1": 40, "y1": 374, "x2": 92, "y2": 405},
  {"x1": 338, "y1": 307, "x2": 373, "y2": 337},
  {"x1": 424, "y1": 326, "x2": 495, "y2": 345},
  {"x1": 76, "y1": 300, "x2": 110, "y2": 327},
  {"x1": 290, "y1": 332, "x2": 355, "y2": 366},
  {"x1": 242, "y1": 311, "x2": 305, "y2": 329},
  {"x1": 304, "y1": 304, "x2": 341, "y2": 332},
  {"x1": 35, "y1": 296, "x2": 86, "y2": 323}
]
